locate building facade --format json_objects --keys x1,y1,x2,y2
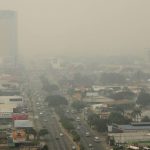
[{"x1": 0, "y1": 10, "x2": 17, "y2": 69}]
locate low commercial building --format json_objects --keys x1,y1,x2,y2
[
  {"x1": 109, "y1": 122, "x2": 150, "y2": 133},
  {"x1": 108, "y1": 122, "x2": 150, "y2": 146},
  {"x1": 108, "y1": 132, "x2": 150, "y2": 145},
  {"x1": 0, "y1": 96, "x2": 23, "y2": 106}
]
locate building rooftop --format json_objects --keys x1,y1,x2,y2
[
  {"x1": 118, "y1": 124, "x2": 150, "y2": 131},
  {"x1": 111, "y1": 123, "x2": 150, "y2": 132}
]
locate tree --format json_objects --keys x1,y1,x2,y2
[
  {"x1": 96, "y1": 119, "x2": 108, "y2": 132},
  {"x1": 60, "y1": 117, "x2": 74, "y2": 131},
  {"x1": 71, "y1": 130, "x2": 80, "y2": 142},
  {"x1": 67, "y1": 88, "x2": 74, "y2": 96},
  {"x1": 113, "y1": 105, "x2": 125, "y2": 116},
  {"x1": 109, "y1": 91, "x2": 135, "y2": 100},
  {"x1": 40, "y1": 75, "x2": 59, "y2": 93},
  {"x1": 141, "y1": 116, "x2": 150, "y2": 122},
  {"x1": 108, "y1": 112, "x2": 131, "y2": 124},
  {"x1": 71, "y1": 101, "x2": 86, "y2": 111},
  {"x1": 131, "y1": 107, "x2": 142, "y2": 122},
  {"x1": 137, "y1": 91, "x2": 150, "y2": 106},
  {"x1": 41, "y1": 144, "x2": 49, "y2": 150},
  {"x1": 87, "y1": 113, "x2": 99, "y2": 127},
  {"x1": 39, "y1": 129, "x2": 49, "y2": 137},
  {"x1": 45, "y1": 95, "x2": 68, "y2": 107}
]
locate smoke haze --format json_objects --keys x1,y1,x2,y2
[{"x1": 0, "y1": 0, "x2": 150, "y2": 59}]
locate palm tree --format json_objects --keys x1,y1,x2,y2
[{"x1": 131, "y1": 107, "x2": 142, "y2": 122}]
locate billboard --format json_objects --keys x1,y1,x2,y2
[
  {"x1": 12, "y1": 129, "x2": 26, "y2": 143},
  {"x1": 12, "y1": 113, "x2": 28, "y2": 120}
]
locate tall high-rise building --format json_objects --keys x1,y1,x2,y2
[{"x1": 0, "y1": 10, "x2": 17, "y2": 69}]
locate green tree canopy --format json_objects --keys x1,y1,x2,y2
[
  {"x1": 108, "y1": 112, "x2": 131, "y2": 124},
  {"x1": 41, "y1": 144, "x2": 49, "y2": 150},
  {"x1": 87, "y1": 113, "x2": 108, "y2": 132},
  {"x1": 87, "y1": 113, "x2": 99, "y2": 127},
  {"x1": 109, "y1": 91, "x2": 135, "y2": 100},
  {"x1": 71, "y1": 101, "x2": 86, "y2": 111},
  {"x1": 137, "y1": 91, "x2": 150, "y2": 106},
  {"x1": 39, "y1": 129, "x2": 49, "y2": 137},
  {"x1": 131, "y1": 107, "x2": 142, "y2": 122},
  {"x1": 40, "y1": 75, "x2": 59, "y2": 93},
  {"x1": 71, "y1": 130, "x2": 80, "y2": 142},
  {"x1": 141, "y1": 116, "x2": 150, "y2": 122},
  {"x1": 45, "y1": 95, "x2": 68, "y2": 107},
  {"x1": 60, "y1": 116, "x2": 74, "y2": 131},
  {"x1": 96, "y1": 119, "x2": 108, "y2": 132}
]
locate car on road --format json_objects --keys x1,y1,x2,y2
[
  {"x1": 72, "y1": 145, "x2": 76, "y2": 150},
  {"x1": 89, "y1": 143, "x2": 93, "y2": 148},
  {"x1": 59, "y1": 133, "x2": 64, "y2": 136},
  {"x1": 94, "y1": 136, "x2": 100, "y2": 142},
  {"x1": 39, "y1": 112, "x2": 43, "y2": 115},
  {"x1": 77, "y1": 126, "x2": 80, "y2": 130},
  {"x1": 76, "y1": 117, "x2": 80, "y2": 122},
  {"x1": 85, "y1": 132, "x2": 90, "y2": 137},
  {"x1": 43, "y1": 119, "x2": 48, "y2": 122}
]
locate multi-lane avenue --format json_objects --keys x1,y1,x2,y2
[{"x1": 26, "y1": 72, "x2": 107, "y2": 150}]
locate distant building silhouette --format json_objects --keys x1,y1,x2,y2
[{"x1": 0, "y1": 10, "x2": 17, "y2": 71}]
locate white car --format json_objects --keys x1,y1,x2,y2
[
  {"x1": 88, "y1": 143, "x2": 93, "y2": 148},
  {"x1": 60, "y1": 133, "x2": 64, "y2": 136},
  {"x1": 39, "y1": 112, "x2": 43, "y2": 115},
  {"x1": 85, "y1": 132, "x2": 90, "y2": 137},
  {"x1": 76, "y1": 117, "x2": 80, "y2": 122},
  {"x1": 94, "y1": 136, "x2": 100, "y2": 142},
  {"x1": 72, "y1": 145, "x2": 76, "y2": 150}
]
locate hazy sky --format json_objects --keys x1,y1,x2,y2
[{"x1": 0, "y1": 0, "x2": 150, "y2": 58}]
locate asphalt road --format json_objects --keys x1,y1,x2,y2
[
  {"x1": 26, "y1": 72, "x2": 107, "y2": 150},
  {"x1": 65, "y1": 109, "x2": 106, "y2": 150},
  {"x1": 29, "y1": 77, "x2": 76, "y2": 150}
]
